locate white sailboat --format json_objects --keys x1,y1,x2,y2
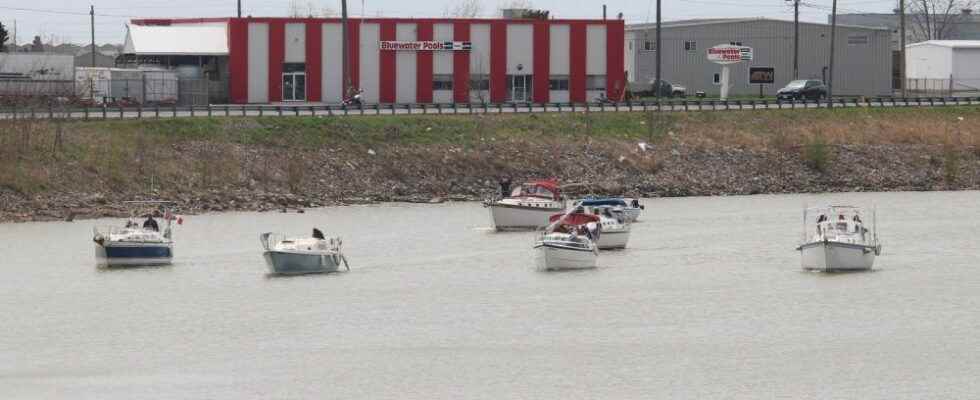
[
  {"x1": 484, "y1": 179, "x2": 565, "y2": 231},
  {"x1": 534, "y1": 212, "x2": 600, "y2": 271},
  {"x1": 797, "y1": 206, "x2": 882, "y2": 272},
  {"x1": 261, "y1": 229, "x2": 350, "y2": 275},
  {"x1": 93, "y1": 201, "x2": 180, "y2": 267}
]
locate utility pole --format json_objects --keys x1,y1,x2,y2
[
  {"x1": 828, "y1": 0, "x2": 837, "y2": 109},
  {"x1": 237, "y1": 0, "x2": 242, "y2": 18},
  {"x1": 603, "y1": 4, "x2": 607, "y2": 20},
  {"x1": 90, "y1": 5, "x2": 96, "y2": 67},
  {"x1": 792, "y1": 0, "x2": 800, "y2": 79},
  {"x1": 341, "y1": 0, "x2": 350, "y2": 96},
  {"x1": 899, "y1": 0, "x2": 907, "y2": 98},
  {"x1": 655, "y1": 0, "x2": 661, "y2": 99}
]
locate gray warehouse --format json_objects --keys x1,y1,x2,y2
[{"x1": 626, "y1": 18, "x2": 893, "y2": 97}]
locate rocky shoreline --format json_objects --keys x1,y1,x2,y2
[{"x1": 2, "y1": 141, "x2": 976, "y2": 223}]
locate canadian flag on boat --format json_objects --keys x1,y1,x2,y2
[{"x1": 164, "y1": 210, "x2": 184, "y2": 225}]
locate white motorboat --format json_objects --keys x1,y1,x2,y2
[
  {"x1": 575, "y1": 197, "x2": 644, "y2": 223},
  {"x1": 93, "y1": 201, "x2": 180, "y2": 267},
  {"x1": 588, "y1": 206, "x2": 632, "y2": 250},
  {"x1": 484, "y1": 179, "x2": 565, "y2": 231},
  {"x1": 796, "y1": 206, "x2": 882, "y2": 272},
  {"x1": 534, "y1": 213, "x2": 599, "y2": 271},
  {"x1": 261, "y1": 229, "x2": 350, "y2": 275}
]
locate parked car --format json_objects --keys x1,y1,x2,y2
[
  {"x1": 647, "y1": 80, "x2": 687, "y2": 98},
  {"x1": 777, "y1": 79, "x2": 827, "y2": 100}
]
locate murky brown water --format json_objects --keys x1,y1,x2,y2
[{"x1": 2, "y1": 191, "x2": 979, "y2": 399}]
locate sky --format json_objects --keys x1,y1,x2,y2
[{"x1": 0, "y1": 0, "x2": 899, "y2": 45}]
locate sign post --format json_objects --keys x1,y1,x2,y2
[
  {"x1": 707, "y1": 44, "x2": 753, "y2": 100},
  {"x1": 749, "y1": 67, "x2": 775, "y2": 99}
]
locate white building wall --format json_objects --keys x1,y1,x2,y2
[
  {"x1": 433, "y1": 23, "x2": 454, "y2": 104},
  {"x1": 284, "y1": 23, "x2": 305, "y2": 63},
  {"x1": 396, "y1": 23, "x2": 418, "y2": 104},
  {"x1": 586, "y1": 25, "x2": 608, "y2": 100},
  {"x1": 952, "y1": 48, "x2": 980, "y2": 79},
  {"x1": 906, "y1": 44, "x2": 952, "y2": 79},
  {"x1": 550, "y1": 24, "x2": 571, "y2": 103},
  {"x1": 506, "y1": 24, "x2": 534, "y2": 75},
  {"x1": 359, "y1": 23, "x2": 380, "y2": 104},
  {"x1": 322, "y1": 23, "x2": 343, "y2": 103},
  {"x1": 247, "y1": 23, "x2": 269, "y2": 103},
  {"x1": 470, "y1": 24, "x2": 491, "y2": 102}
]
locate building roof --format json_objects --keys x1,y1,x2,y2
[
  {"x1": 627, "y1": 17, "x2": 889, "y2": 32},
  {"x1": 907, "y1": 40, "x2": 980, "y2": 49},
  {"x1": 123, "y1": 23, "x2": 228, "y2": 56}
]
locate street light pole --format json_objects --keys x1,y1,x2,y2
[
  {"x1": 793, "y1": 0, "x2": 800, "y2": 79},
  {"x1": 90, "y1": 5, "x2": 96, "y2": 68},
  {"x1": 341, "y1": 0, "x2": 350, "y2": 95},
  {"x1": 655, "y1": 0, "x2": 661, "y2": 99},
  {"x1": 899, "y1": 0, "x2": 907, "y2": 98},
  {"x1": 828, "y1": 0, "x2": 838, "y2": 109},
  {"x1": 237, "y1": 0, "x2": 242, "y2": 18}
]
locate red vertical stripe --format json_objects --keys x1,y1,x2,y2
[
  {"x1": 379, "y1": 22, "x2": 397, "y2": 103},
  {"x1": 533, "y1": 23, "x2": 550, "y2": 103},
  {"x1": 306, "y1": 22, "x2": 322, "y2": 102},
  {"x1": 343, "y1": 20, "x2": 361, "y2": 95},
  {"x1": 606, "y1": 21, "x2": 626, "y2": 101},
  {"x1": 228, "y1": 19, "x2": 248, "y2": 104},
  {"x1": 490, "y1": 22, "x2": 508, "y2": 103},
  {"x1": 453, "y1": 22, "x2": 471, "y2": 103},
  {"x1": 416, "y1": 22, "x2": 434, "y2": 104},
  {"x1": 569, "y1": 22, "x2": 587, "y2": 103},
  {"x1": 268, "y1": 21, "x2": 285, "y2": 102}
]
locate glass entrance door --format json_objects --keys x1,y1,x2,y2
[
  {"x1": 510, "y1": 75, "x2": 532, "y2": 102},
  {"x1": 283, "y1": 72, "x2": 306, "y2": 102}
]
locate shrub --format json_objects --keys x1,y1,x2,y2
[{"x1": 803, "y1": 135, "x2": 831, "y2": 173}]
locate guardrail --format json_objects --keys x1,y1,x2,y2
[{"x1": 2, "y1": 96, "x2": 980, "y2": 121}]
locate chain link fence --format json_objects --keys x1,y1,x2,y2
[{"x1": 0, "y1": 77, "x2": 228, "y2": 107}]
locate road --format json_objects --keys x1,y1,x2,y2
[{"x1": 2, "y1": 97, "x2": 979, "y2": 121}]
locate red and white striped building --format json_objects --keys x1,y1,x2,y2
[{"x1": 127, "y1": 17, "x2": 625, "y2": 105}]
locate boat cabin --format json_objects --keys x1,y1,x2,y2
[{"x1": 511, "y1": 180, "x2": 561, "y2": 201}]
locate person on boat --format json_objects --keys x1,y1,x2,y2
[
  {"x1": 313, "y1": 228, "x2": 325, "y2": 240},
  {"x1": 125, "y1": 220, "x2": 137, "y2": 228},
  {"x1": 631, "y1": 199, "x2": 641, "y2": 209},
  {"x1": 498, "y1": 176, "x2": 512, "y2": 198},
  {"x1": 143, "y1": 215, "x2": 159, "y2": 232}
]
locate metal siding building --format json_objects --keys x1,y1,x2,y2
[
  {"x1": 626, "y1": 18, "x2": 892, "y2": 97},
  {"x1": 906, "y1": 40, "x2": 980, "y2": 90},
  {"x1": 129, "y1": 17, "x2": 626, "y2": 105}
]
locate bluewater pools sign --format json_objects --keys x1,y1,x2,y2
[{"x1": 380, "y1": 41, "x2": 472, "y2": 51}]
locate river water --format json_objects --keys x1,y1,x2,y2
[{"x1": 2, "y1": 191, "x2": 979, "y2": 399}]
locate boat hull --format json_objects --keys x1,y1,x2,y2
[
  {"x1": 95, "y1": 242, "x2": 173, "y2": 267},
  {"x1": 596, "y1": 230, "x2": 630, "y2": 250},
  {"x1": 799, "y1": 241, "x2": 877, "y2": 272},
  {"x1": 264, "y1": 251, "x2": 342, "y2": 275},
  {"x1": 534, "y1": 243, "x2": 597, "y2": 271},
  {"x1": 488, "y1": 204, "x2": 563, "y2": 231},
  {"x1": 623, "y1": 208, "x2": 641, "y2": 223}
]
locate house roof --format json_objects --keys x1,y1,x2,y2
[
  {"x1": 907, "y1": 40, "x2": 980, "y2": 49},
  {"x1": 627, "y1": 17, "x2": 889, "y2": 32},
  {"x1": 123, "y1": 23, "x2": 228, "y2": 56}
]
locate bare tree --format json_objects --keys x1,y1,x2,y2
[
  {"x1": 288, "y1": 0, "x2": 337, "y2": 17},
  {"x1": 445, "y1": 0, "x2": 483, "y2": 17},
  {"x1": 499, "y1": 0, "x2": 534, "y2": 11},
  {"x1": 907, "y1": 0, "x2": 977, "y2": 41}
]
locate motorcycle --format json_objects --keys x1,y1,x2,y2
[{"x1": 342, "y1": 89, "x2": 364, "y2": 107}]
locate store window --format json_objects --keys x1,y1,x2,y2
[
  {"x1": 549, "y1": 76, "x2": 570, "y2": 91},
  {"x1": 433, "y1": 75, "x2": 453, "y2": 91},
  {"x1": 586, "y1": 75, "x2": 606, "y2": 91},
  {"x1": 684, "y1": 41, "x2": 697, "y2": 51}
]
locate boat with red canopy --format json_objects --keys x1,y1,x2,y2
[
  {"x1": 534, "y1": 211, "x2": 600, "y2": 271},
  {"x1": 484, "y1": 179, "x2": 565, "y2": 231}
]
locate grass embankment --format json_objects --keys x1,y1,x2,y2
[{"x1": 1, "y1": 106, "x2": 978, "y2": 221}]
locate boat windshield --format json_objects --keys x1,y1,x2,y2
[{"x1": 513, "y1": 184, "x2": 557, "y2": 200}]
